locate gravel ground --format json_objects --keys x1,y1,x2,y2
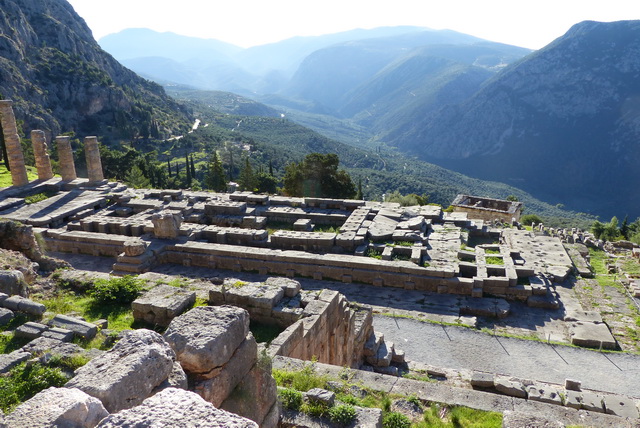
[{"x1": 374, "y1": 314, "x2": 640, "y2": 398}]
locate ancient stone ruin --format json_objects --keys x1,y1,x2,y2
[{"x1": 1, "y1": 100, "x2": 639, "y2": 426}]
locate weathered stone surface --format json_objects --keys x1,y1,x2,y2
[
  {"x1": 132, "y1": 284, "x2": 196, "y2": 327},
  {"x1": 196, "y1": 334, "x2": 258, "y2": 406},
  {"x1": 281, "y1": 406, "x2": 382, "y2": 428},
  {"x1": 305, "y1": 388, "x2": 336, "y2": 406},
  {"x1": 0, "y1": 307, "x2": 13, "y2": 325},
  {"x1": 265, "y1": 276, "x2": 301, "y2": 298},
  {"x1": 42, "y1": 327, "x2": 75, "y2": 342},
  {"x1": 502, "y1": 410, "x2": 565, "y2": 428},
  {"x1": 526, "y1": 384, "x2": 562, "y2": 405},
  {"x1": 5, "y1": 387, "x2": 108, "y2": 428},
  {"x1": 15, "y1": 321, "x2": 47, "y2": 339},
  {"x1": 0, "y1": 350, "x2": 30, "y2": 373},
  {"x1": 97, "y1": 387, "x2": 258, "y2": 428},
  {"x1": 569, "y1": 321, "x2": 617, "y2": 349},
  {"x1": 581, "y1": 391, "x2": 605, "y2": 412},
  {"x1": 603, "y1": 394, "x2": 639, "y2": 418},
  {"x1": 391, "y1": 399, "x2": 423, "y2": 422},
  {"x1": 564, "y1": 378, "x2": 581, "y2": 391},
  {"x1": 470, "y1": 371, "x2": 494, "y2": 388},
  {"x1": 153, "y1": 361, "x2": 188, "y2": 393},
  {"x1": 494, "y1": 377, "x2": 527, "y2": 398},
  {"x1": 220, "y1": 356, "x2": 278, "y2": 427},
  {"x1": 123, "y1": 239, "x2": 147, "y2": 256},
  {"x1": 223, "y1": 282, "x2": 285, "y2": 309},
  {"x1": 67, "y1": 329, "x2": 175, "y2": 412},
  {"x1": 49, "y1": 314, "x2": 98, "y2": 340},
  {"x1": 21, "y1": 336, "x2": 86, "y2": 359},
  {"x1": 164, "y1": 306, "x2": 249, "y2": 374},
  {"x1": 152, "y1": 211, "x2": 182, "y2": 239},
  {"x1": 0, "y1": 270, "x2": 27, "y2": 296}
]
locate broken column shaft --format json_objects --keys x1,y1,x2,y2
[
  {"x1": 0, "y1": 100, "x2": 29, "y2": 186},
  {"x1": 55, "y1": 136, "x2": 77, "y2": 181},
  {"x1": 31, "y1": 130, "x2": 54, "y2": 181},
  {"x1": 84, "y1": 136, "x2": 104, "y2": 183}
]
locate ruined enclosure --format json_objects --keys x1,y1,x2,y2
[{"x1": 452, "y1": 194, "x2": 523, "y2": 223}]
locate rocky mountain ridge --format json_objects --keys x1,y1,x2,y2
[
  {"x1": 0, "y1": 0, "x2": 190, "y2": 141},
  {"x1": 392, "y1": 20, "x2": 640, "y2": 218}
]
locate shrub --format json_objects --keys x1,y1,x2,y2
[
  {"x1": 520, "y1": 214, "x2": 542, "y2": 226},
  {"x1": 329, "y1": 404, "x2": 357, "y2": 425},
  {"x1": 278, "y1": 388, "x2": 303, "y2": 410},
  {"x1": 0, "y1": 363, "x2": 68, "y2": 413},
  {"x1": 301, "y1": 400, "x2": 330, "y2": 418},
  {"x1": 382, "y1": 411, "x2": 411, "y2": 428},
  {"x1": 90, "y1": 275, "x2": 143, "y2": 304}
]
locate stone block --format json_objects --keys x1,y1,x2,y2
[
  {"x1": 164, "y1": 306, "x2": 249, "y2": 374},
  {"x1": 526, "y1": 384, "x2": 562, "y2": 405},
  {"x1": 42, "y1": 327, "x2": 75, "y2": 342},
  {"x1": 0, "y1": 350, "x2": 30, "y2": 374},
  {"x1": 49, "y1": 314, "x2": 97, "y2": 340},
  {"x1": 0, "y1": 270, "x2": 27, "y2": 296},
  {"x1": 470, "y1": 371, "x2": 494, "y2": 388},
  {"x1": 132, "y1": 284, "x2": 196, "y2": 327},
  {"x1": 219, "y1": 359, "x2": 278, "y2": 427},
  {"x1": 569, "y1": 321, "x2": 617, "y2": 349},
  {"x1": 305, "y1": 388, "x2": 335, "y2": 406},
  {"x1": 15, "y1": 321, "x2": 48, "y2": 340},
  {"x1": 564, "y1": 390, "x2": 582, "y2": 409},
  {"x1": 265, "y1": 277, "x2": 301, "y2": 298},
  {"x1": 0, "y1": 307, "x2": 14, "y2": 325},
  {"x1": 96, "y1": 387, "x2": 258, "y2": 427},
  {"x1": 195, "y1": 334, "x2": 258, "y2": 406},
  {"x1": 564, "y1": 378, "x2": 581, "y2": 391},
  {"x1": 494, "y1": 378, "x2": 526, "y2": 398},
  {"x1": 66, "y1": 329, "x2": 175, "y2": 413},
  {"x1": 5, "y1": 387, "x2": 108, "y2": 428},
  {"x1": 581, "y1": 391, "x2": 605, "y2": 412},
  {"x1": 603, "y1": 394, "x2": 640, "y2": 418}
]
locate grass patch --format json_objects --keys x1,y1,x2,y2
[
  {"x1": 485, "y1": 256, "x2": 504, "y2": 265},
  {"x1": 366, "y1": 248, "x2": 383, "y2": 260},
  {"x1": 0, "y1": 362, "x2": 68, "y2": 413},
  {"x1": 393, "y1": 241, "x2": 414, "y2": 247},
  {"x1": 418, "y1": 403, "x2": 502, "y2": 427},
  {"x1": 392, "y1": 253, "x2": 411, "y2": 262},
  {"x1": 313, "y1": 224, "x2": 341, "y2": 234},
  {"x1": 0, "y1": 332, "x2": 31, "y2": 354},
  {"x1": 273, "y1": 362, "x2": 329, "y2": 392},
  {"x1": 484, "y1": 248, "x2": 500, "y2": 255},
  {"x1": 266, "y1": 220, "x2": 295, "y2": 235},
  {"x1": 230, "y1": 280, "x2": 247, "y2": 288},
  {"x1": 622, "y1": 258, "x2": 640, "y2": 277},
  {"x1": 0, "y1": 164, "x2": 38, "y2": 187}
]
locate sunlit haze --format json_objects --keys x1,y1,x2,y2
[{"x1": 66, "y1": 0, "x2": 640, "y2": 50}]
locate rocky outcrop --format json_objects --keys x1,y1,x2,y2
[
  {"x1": 5, "y1": 387, "x2": 108, "y2": 428},
  {"x1": 66, "y1": 329, "x2": 176, "y2": 412},
  {"x1": 97, "y1": 388, "x2": 258, "y2": 428},
  {"x1": 0, "y1": 0, "x2": 189, "y2": 143},
  {"x1": 0, "y1": 220, "x2": 69, "y2": 272}
]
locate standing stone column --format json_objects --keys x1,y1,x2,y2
[
  {"x1": 31, "y1": 130, "x2": 54, "y2": 181},
  {"x1": 84, "y1": 136, "x2": 104, "y2": 183},
  {"x1": 0, "y1": 100, "x2": 29, "y2": 186},
  {"x1": 56, "y1": 136, "x2": 77, "y2": 181}
]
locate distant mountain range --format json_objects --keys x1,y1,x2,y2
[
  {"x1": 0, "y1": 0, "x2": 189, "y2": 141},
  {"x1": 100, "y1": 20, "x2": 640, "y2": 219}
]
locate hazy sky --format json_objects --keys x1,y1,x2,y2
[{"x1": 67, "y1": 0, "x2": 639, "y2": 49}]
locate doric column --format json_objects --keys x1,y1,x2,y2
[
  {"x1": 84, "y1": 136, "x2": 104, "y2": 183},
  {"x1": 31, "y1": 130, "x2": 54, "y2": 181},
  {"x1": 0, "y1": 100, "x2": 29, "y2": 186},
  {"x1": 55, "y1": 136, "x2": 77, "y2": 181}
]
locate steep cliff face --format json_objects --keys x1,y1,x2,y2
[
  {"x1": 0, "y1": 0, "x2": 189, "y2": 141},
  {"x1": 395, "y1": 20, "x2": 640, "y2": 217}
]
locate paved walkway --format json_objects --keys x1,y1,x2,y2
[{"x1": 374, "y1": 315, "x2": 640, "y2": 398}]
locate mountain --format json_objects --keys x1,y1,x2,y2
[
  {"x1": 278, "y1": 31, "x2": 531, "y2": 114},
  {"x1": 385, "y1": 20, "x2": 640, "y2": 218},
  {"x1": 0, "y1": 0, "x2": 190, "y2": 141},
  {"x1": 98, "y1": 26, "x2": 430, "y2": 95}
]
